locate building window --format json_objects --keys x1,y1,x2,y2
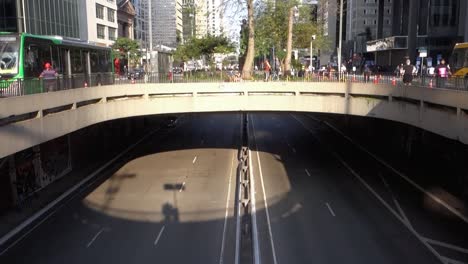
[
  {"x1": 108, "y1": 28, "x2": 116, "y2": 40},
  {"x1": 107, "y1": 8, "x2": 115, "y2": 22},
  {"x1": 363, "y1": 20, "x2": 366, "y2": 25},
  {"x1": 364, "y1": 9, "x2": 367, "y2": 14},
  {"x1": 374, "y1": 20, "x2": 377, "y2": 24},
  {"x1": 97, "y1": 24, "x2": 105, "y2": 39},
  {"x1": 386, "y1": 19, "x2": 390, "y2": 24},
  {"x1": 107, "y1": 0, "x2": 115, "y2": 2},
  {"x1": 96, "y1": 4, "x2": 104, "y2": 19}
]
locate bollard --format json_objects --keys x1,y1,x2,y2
[
  {"x1": 84, "y1": 82, "x2": 88, "y2": 88},
  {"x1": 429, "y1": 79, "x2": 433, "y2": 88},
  {"x1": 131, "y1": 78, "x2": 135, "y2": 84},
  {"x1": 373, "y1": 75, "x2": 378, "y2": 84},
  {"x1": 392, "y1": 76, "x2": 396, "y2": 86},
  {"x1": 352, "y1": 73, "x2": 356, "y2": 82}
]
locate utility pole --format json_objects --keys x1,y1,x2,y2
[
  {"x1": 337, "y1": 0, "x2": 344, "y2": 74},
  {"x1": 148, "y1": 0, "x2": 153, "y2": 72}
]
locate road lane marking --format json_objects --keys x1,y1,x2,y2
[
  {"x1": 423, "y1": 237, "x2": 468, "y2": 254},
  {"x1": 441, "y1": 256, "x2": 468, "y2": 264},
  {"x1": 87, "y1": 228, "x2": 105, "y2": 248},
  {"x1": 305, "y1": 169, "x2": 311, "y2": 177},
  {"x1": 249, "y1": 151, "x2": 261, "y2": 264},
  {"x1": 219, "y1": 153, "x2": 235, "y2": 264},
  {"x1": 154, "y1": 226, "x2": 165, "y2": 246},
  {"x1": 192, "y1": 156, "x2": 197, "y2": 164},
  {"x1": 179, "y1": 182, "x2": 185, "y2": 192},
  {"x1": 325, "y1": 203, "x2": 336, "y2": 217},
  {"x1": 292, "y1": 114, "x2": 446, "y2": 264},
  {"x1": 320, "y1": 118, "x2": 468, "y2": 224},
  {"x1": 251, "y1": 115, "x2": 279, "y2": 264}
]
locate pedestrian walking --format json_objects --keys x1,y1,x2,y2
[
  {"x1": 435, "y1": 59, "x2": 451, "y2": 88},
  {"x1": 363, "y1": 64, "x2": 371, "y2": 82},
  {"x1": 39, "y1": 62, "x2": 58, "y2": 92},
  {"x1": 263, "y1": 58, "x2": 271, "y2": 81},
  {"x1": 402, "y1": 59, "x2": 416, "y2": 86}
]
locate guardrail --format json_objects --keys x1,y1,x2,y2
[{"x1": 1, "y1": 71, "x2": 467, "y2": 98}]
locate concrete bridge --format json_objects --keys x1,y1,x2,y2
[{"x1": 1, "y1": 82, "x2": 467, "y2": 158}]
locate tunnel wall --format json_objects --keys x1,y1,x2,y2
[{"x1": 0, "y1": 115, "x2": 166, "y2": 213}]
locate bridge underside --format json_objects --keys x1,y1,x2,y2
[{"x1": 1, "y1": 82, "x2": 467, "y2": 158}]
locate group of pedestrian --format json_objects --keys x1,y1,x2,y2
[{"x1": 397, "y1": 58, "x2": 451, "y2": 87}]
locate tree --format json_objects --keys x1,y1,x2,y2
[
  {"x1": 242, "y1": 0, "x2": 255, "y2": 79},
  {"x1": 111, "y1": 37, "x2": 141, "y2": 68},
  {"x1": 174, "y1": 35, "x2": 235, "y2": 67}
]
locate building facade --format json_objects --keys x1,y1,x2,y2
[
  {"x1": 357, "y1": 0, "x2": 467, "y2": 68},
  {"x1": 81, "y1": 0, "x2": 119, "y2": 47},
  {"x1": 195, "y1": 0, "x2": 224, "y2": 38},
  {"x1": 117, "y1": 0, "x2": 136, "y2": 39},
  {"x1": 182, "y1": 0, "x2": 196, "y2": 42},
  {"x1": 0, "y1": 0, "x2": 81, "y2": 38},
  {"x1": 150, "y1": 0, "x2": 183, "y2": 48},
  {"x1": 132, "y1": 0, "x2": 148, "y2": 47}
]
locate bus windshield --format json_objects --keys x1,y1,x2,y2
[
  {"x1": 450, "y1": 45, "x2": 468, "y2": 74},
  {"x1": 0, "y1": 36, "x2": 19, "y2": 76}
]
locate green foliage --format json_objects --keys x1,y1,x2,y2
[
  {"x1": 254, "y1": 1, "x2": 331, "y2": 56},
  {"x1": 111, "y1": 37, "x2": 141, "y2": 66},
  {"x1": 174, "y1": 35, "x2": 235, "y2": 63}
]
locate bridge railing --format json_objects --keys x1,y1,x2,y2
[{"x1": 1, "y1": 71, "x2": 467, "y2": 98}]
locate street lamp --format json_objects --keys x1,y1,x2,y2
[{"x1": 310, "y1": 35, "x2": 316, "y2": 71}]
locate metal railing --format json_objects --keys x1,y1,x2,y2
[{"x1": 1, "y1": 71, "x2": 467, "y2": 98}]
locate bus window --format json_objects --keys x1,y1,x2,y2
[
  {"x1": 90, "y1": 51, "x2": 99, "y2": 73},
  {"x1": 24, "y1": 37, "x2": 53, "y2": 78},
  {"x1": 70, "y1": 49, "x2": 83, "y2": 74}
]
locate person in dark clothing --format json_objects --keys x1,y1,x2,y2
[
  {"x1": 435, "y1": 59, "x2": 451, "y2": 88},
  {"x1": 39, "y1": 62, "x2": 58, "y2": 92},
  {"x1": 363, "y1": 64, "x2": 371, "y2": 82},
  {"x1": 402, "y1": 59, "x2": 416, "y2": 86}
]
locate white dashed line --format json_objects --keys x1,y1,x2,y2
[
  {"x1": 87, "y1": 228, "x2": 105, "y2": 248},
  {"x1": 326, "y1": 203, "x2": 336, "y2": 217},
  {"x1": 305, "y1": 169, "x2": 311, "y2": 177},
  {"x1": 154, "y1": 226, "x2": 165, "y2": 246},
  {"x1": 192, "y1": 156, "x2": 197, "y2": 164},
  {"x1": 179, "y1": 182, "x2": 186, "y2": 192}
]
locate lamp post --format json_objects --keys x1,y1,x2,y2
[{"x1": 310, "y1": 34, "x2": 316, "y2": 71}]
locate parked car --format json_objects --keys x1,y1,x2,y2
[{"x1": 128, "y1": 68, "x2": 145, "y2": 79}]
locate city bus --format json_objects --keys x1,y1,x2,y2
[
  {"x1": 0, "y1": 32, "x2": 113, "y2": 96},
  {"x1": 449, "y1": 42, "x2": 468, "y2": 88}
]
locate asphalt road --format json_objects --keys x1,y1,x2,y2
[
  {"x1": 248, "y1": 113, "x2": 468, "y2": 264},
  {"x1": 0, "y1": 113, "x2": 240, "y2": 264},
  {"x1": 1, "y1": 112, "x2": 467, "y2": 264}
]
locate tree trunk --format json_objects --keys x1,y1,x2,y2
[
  {"x1": 284, "y1": 7, "x2": 294, "y2": 75},
  {"x1": 242, "y1": 0, "x2": 255, "y2": 79}
]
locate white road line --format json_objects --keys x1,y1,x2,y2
[
  {"x1": 305, "y1": 169, "x2": 311, "y2": 177},
  {"x1": 153, "y1": 226, "x2": 165, "y2": 246},
  {"x1": 325, "y1": 203, "x2": 336, "y2": 217},
  {"x1": 424, "y1": 237, "x2": 468, "y2": 254},
  {"x1": 292, "y1": 114, "x2": 446, "y2": 264},
  {"x1": 249, "y1": 150, "x2": 261, "y2": 264},
  {"x1": 292, "y1": 147, "x2": 296, "y2": 154},
  {"x1": 219, "y1": 153, "x2": 235, "y2": 264},
  {"x1": 251, "y1": 115, "x2": 279, "y2": 264},
  {"x1": 192, "y1": 156, "x2": 197, "y2": 164},
  {"x1": 0, "y1": 126, "x2": 164, "y2": 255},
  {"x1": 442, "y1": 256, "x2": 468, "y2": 264},
  {"x1": 235, "y1": 115, "x2": 243, "y2": 264},
  {"x1": 179, "y1": 182, "x2": 185, "y2": 192},
  {"x1": 86, "y1": 228, "x2": 104, "y2": 248},
  {"x1": 321, "y1": 119, "x2": 468, "y2": 224}
]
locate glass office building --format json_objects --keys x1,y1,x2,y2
[{"x1": 0, "y1": 0, "x2": 80, "y2": 38}]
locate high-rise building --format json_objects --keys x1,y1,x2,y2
[
  {"x1": 150, "y1": 0, "x2": 183, "y2": 48},
  {"x1": 182, "y1": 0, "x2": 196, "y2": 42},
  {"x1": 346, "y1": 0, "x2": 393, "y2": 55},
  {"x1": 81, "y1": 0, "x2": 119, "y2": 47},
  {"x1": 195, "y1": 0, "x2": 224, "y2": 38},
  {"x1": 365, "y1": 0, "x2": 466, "y2": 67},
  {"x1": 0, "y1": 0, "x2": 81, "y2": 38}
]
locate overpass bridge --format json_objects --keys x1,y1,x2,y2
[
  {"x1": 1, "y1": 81, "x2": 468, "y2": 264},
  {"x1": 1, "y1": 81, "x2": 468, "y2": 158}
]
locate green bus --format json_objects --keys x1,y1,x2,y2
[{"x1": 0, "y1": 32, "x2": 114, "y2": 96}]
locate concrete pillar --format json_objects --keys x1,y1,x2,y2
[{"x1": 407, "y1": 1, "x2": 420, "y2": 61}]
